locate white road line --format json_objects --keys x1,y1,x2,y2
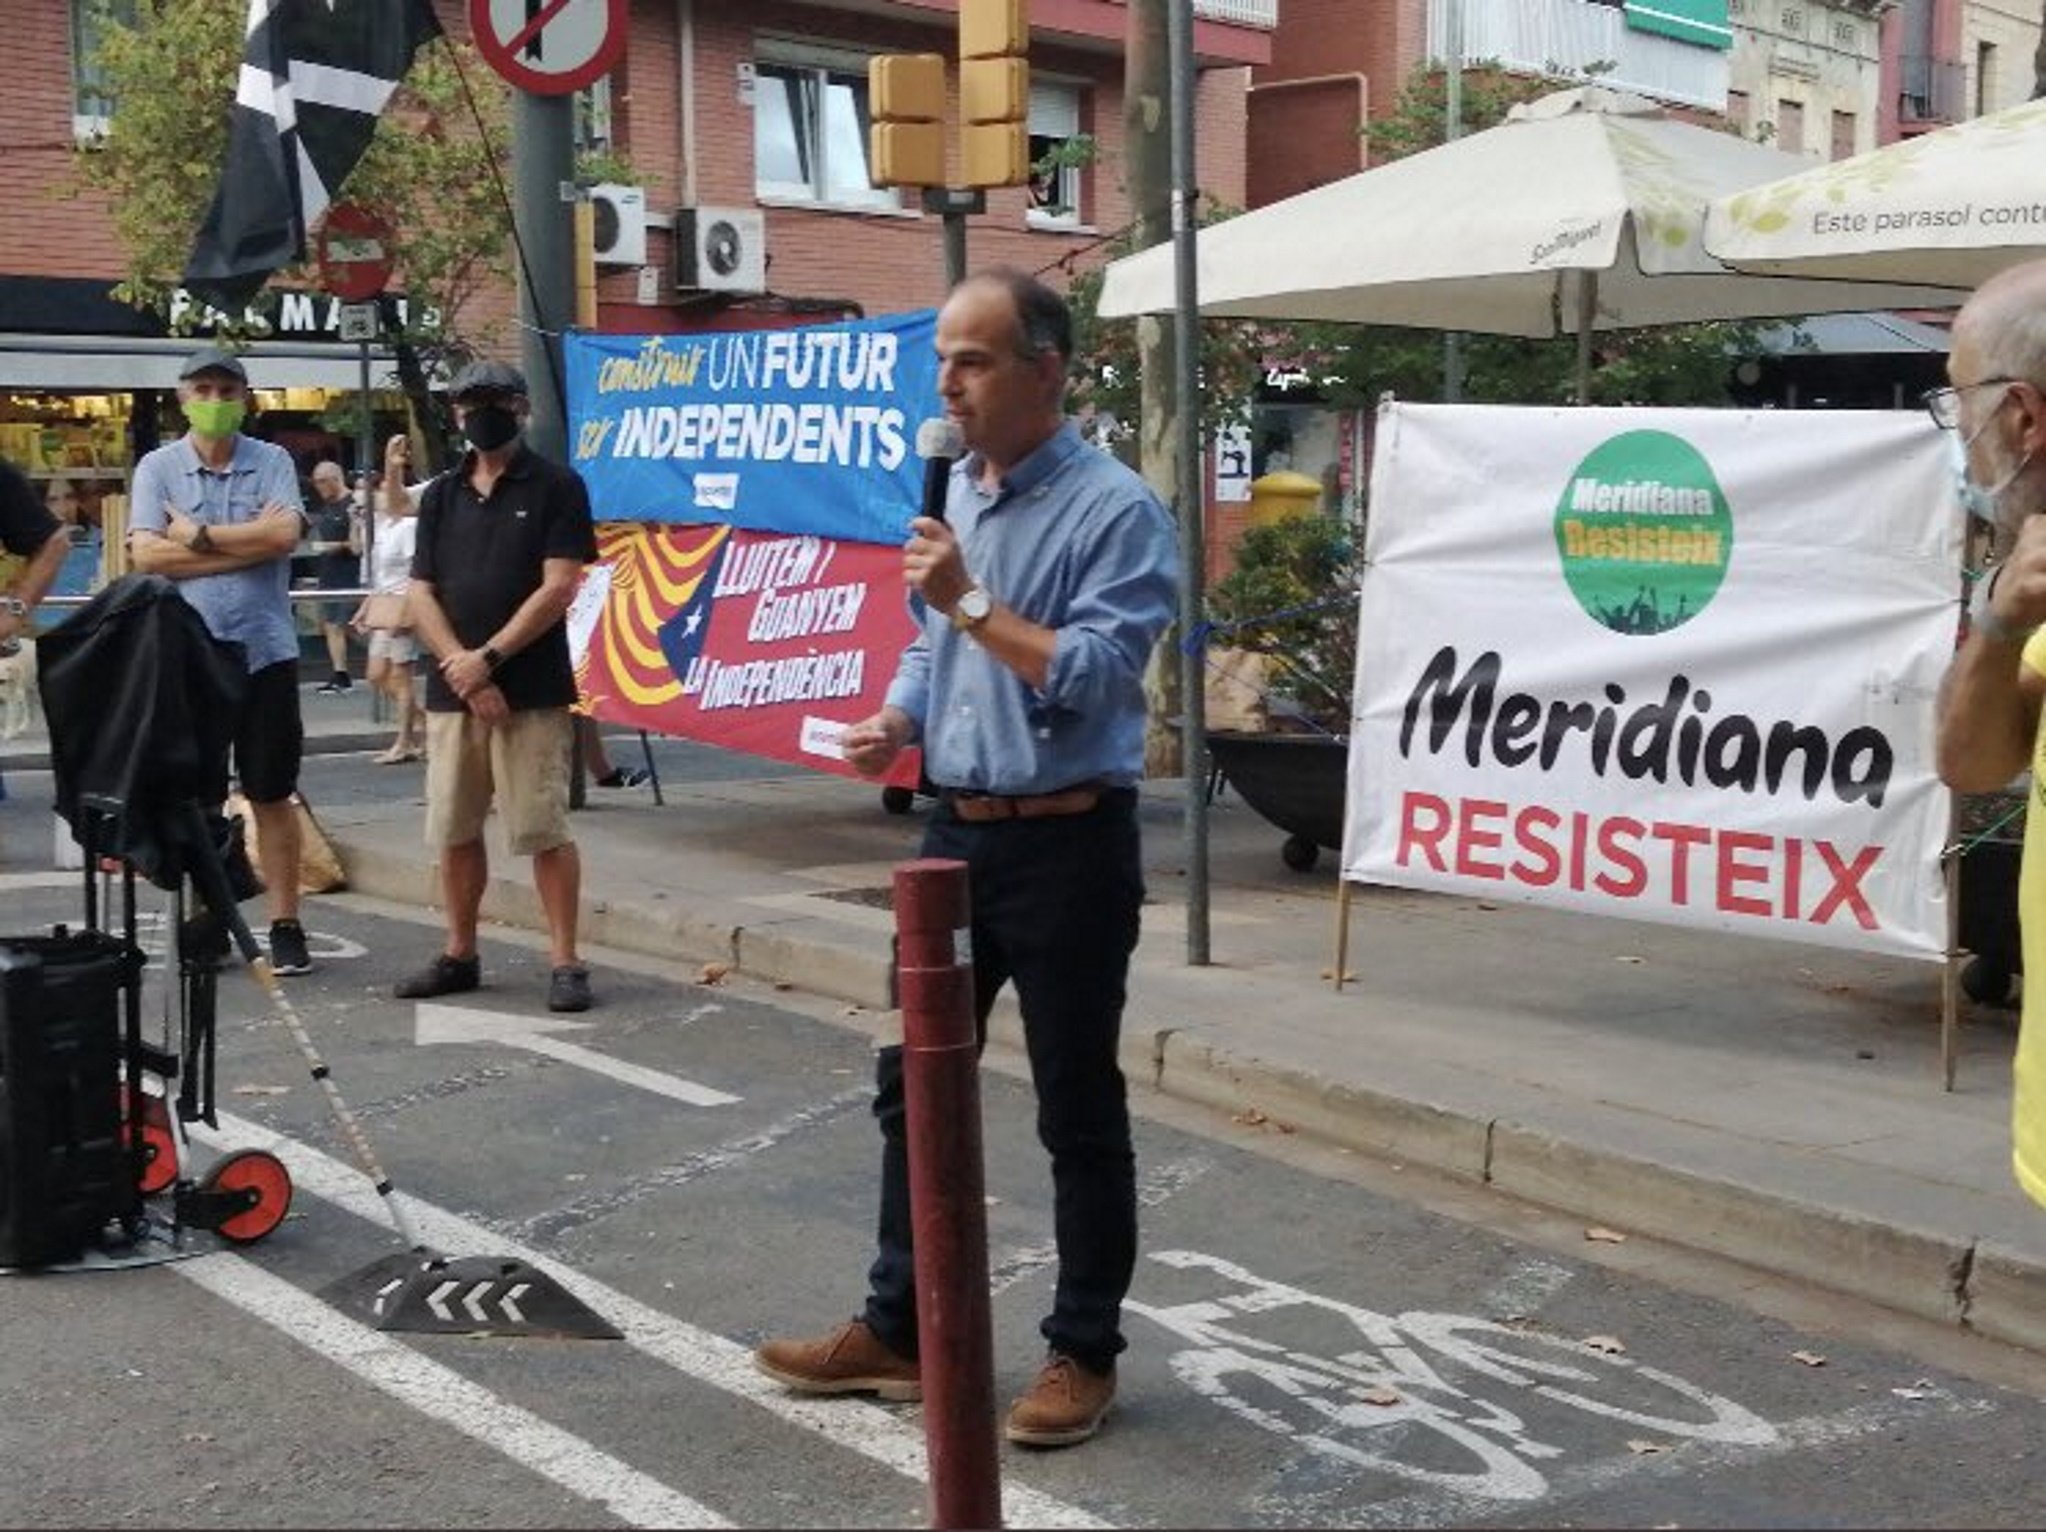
[
  {"x1": 1344, "y1": 1391, "x2": 1997, "y2": 1528},
  {"x1": 175, "y1": 1252, "x2": 731, "y2": 1529},
  {"x1": 200, "y1": 1112, "x2": 1113, "y2": 1531}
]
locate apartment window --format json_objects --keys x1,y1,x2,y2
[
  {"x1": 72, "y1": 0, "x2": 135, "y2": 138},
  {"x1": 1775, "y1": 98, "x2": 1804, "y2": 155},
  {"x1": 1977, "y1": 40, "x2": 1997, "y2": 116},
  {"x1": 1027, "y1": 82, "x2": 1085, "y2": 228},
  {"x1": 754, "y1": 53, "x2": 897, "y2": 211},
  {"x1": 1830, "y1": 109, "x2": 1856, "y2": 161}
]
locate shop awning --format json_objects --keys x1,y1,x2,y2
[
  {"x1": 0, "y1": 334, "x2": 404, "y2": 392},
  {"x1": 1624, "y1": 0, "x2": 1732, "y2": 50}
]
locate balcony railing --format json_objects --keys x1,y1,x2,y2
[
  {"x1": 1193, "y1": 0, "x2": 1279, "y2": 25},
  {"x1": 1428, "y1": 0, "x2": 1727, "y2": 112}
]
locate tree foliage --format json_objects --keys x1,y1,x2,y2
[{"x1": 72, "y1": 0, "x2": 627, "y2": 369}]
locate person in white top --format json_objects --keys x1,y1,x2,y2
[{"x1": 352, "y1": 433, "x2": 424, "y2": 763}]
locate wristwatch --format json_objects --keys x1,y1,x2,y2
[
  {"x1": 188, "y1": 522, "x2": 215, "y2": 554},
  {"x1": 0, "y1": 597, "x2": 24, "y2": 621},
  {"x1": 481, "y1": 644, "x2": 505, "y2": 671},
  {"x1": 1971, "y1": 565, "x2": 2039, "y2": 646},
  {"x1": 951, "y1": 586, "x2": 993, "y2": 633}
]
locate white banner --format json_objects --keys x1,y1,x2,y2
[{"x1": 1345, "y1": 403, "x2": 1961, "y2": 961}]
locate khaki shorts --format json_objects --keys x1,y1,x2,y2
[
  {"x1": 368, "y1": 629, "x2": 418, "y2": 664},
  {"x1": 423, "y1": 707, "x2": 574, "y2": 856}
]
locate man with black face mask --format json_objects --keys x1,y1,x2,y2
[
  {"x1": 396, "y1": 360, "x2": 600, "y2": 1013},
  {"x1": 1934, "y1": 256, "x2": 2046, "y2": 1218}
]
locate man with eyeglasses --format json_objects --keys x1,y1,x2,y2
[{"x1": 1932, "y1": 258, "x2": 2046, "y2": 1214}]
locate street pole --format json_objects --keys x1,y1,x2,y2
[
  {"x1": 1442, "y1": 0, "x2": 1466, "y2": 403},
  {"x1": 1168, "y1": 0, "x2": 1209, "y2": 966},
  {"x1": 894, "y1": 858, "x2": 1002, "y2": 1530},
  {"x1": 922, "y1": 188, "x2": 984, "y2": 291},
  {"x1": 511, "y1": 88, "x2": 575, "y2": 463},
  {"x1": 357, "y1": 326, "x2": 376, "y2": 593}
]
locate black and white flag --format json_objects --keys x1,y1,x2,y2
[{"x1": 184, "y1": 0, "x2": 443, "y2": 313}]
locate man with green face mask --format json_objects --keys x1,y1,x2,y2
[{"x1": 128, "y1": 345, "x2": 316, "y2": 977}]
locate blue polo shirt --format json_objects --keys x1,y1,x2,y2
[
  {"x1": 129, "y1": 433, "x2": 304, "y2": 672},
  {"x1": 885, "y1": 422, "x2": 1179, "y2": 794}
]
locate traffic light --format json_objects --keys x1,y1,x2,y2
[
  {"x1": 868, "y1": 53, "x2": 947, "y2": 189},
  {"x1": 958, "y1": 0, "x2": 1029, "y2": 189}
]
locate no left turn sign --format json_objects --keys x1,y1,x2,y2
[{"x1": 470, "y1": 0, "x2": 627, "y2": 96}]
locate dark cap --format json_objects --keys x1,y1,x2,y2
[
  {"x1": 179, "y1": 345, "x2": 248, "y2": 384},
  {"x1": 449, "y1": 359, "x2": 529, "y2": 400}
]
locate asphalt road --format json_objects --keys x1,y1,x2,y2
[{"x1": 0, "y1": 852, "x2": 2041, "y2": 1529}]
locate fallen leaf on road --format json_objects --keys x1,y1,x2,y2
[
  {"x1": 696, "y1": 962, "x2": 731, "y2": 986},
  {"x1": 1625, "y1": 1439, "x2": 1664, "y2": 1455},
  {"x1": 1475, "y1": 901, "x2": 1499, "y2": 911},
  {"x1": 1584, "y1": 1226, "x2": 1628, "y2": 1244},
  {"x1": 230, "y1": 1084, "x2": 289, "y2": 1097},
  {"x1": 1614, "y1": 954, "x2": 1645, "y2": 965},
  {"x1": 773, "y1": 980, "x2": 793, "y2": 991},
  {"x1": 1357, "y1": 1385, "x2": 1402, "y2": 1407},
  {"x1": 1584, "y1": 1335, "x2": 1628, "y2": 1355},
  {"x1": 1233, "y1": 1108, "x2": 1269, "y2": 1128},
  {"x1": 1891, "y1": 1386, "x2": 1934, "y2": 1400},
  {"x1": 1791, "y1": 1350, "x2": 1827, "y2": 1367}
]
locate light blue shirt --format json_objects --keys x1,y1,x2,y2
[
  {"x1": 885, "y1": 421, "x2": 1179, "y2": 794},
  {"x1": 129, "y1": 434, "x2": 304, "y2": 672}
]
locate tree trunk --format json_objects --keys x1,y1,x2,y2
[{"x1": 1126, "y1": 0, "x2": 1185, "y2": 777}]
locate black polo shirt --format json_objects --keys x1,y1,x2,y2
[
  {"x1": 411, "y1": 444, "x2": 597, "y2": 713},
  {"x1": 0, "y1": 458, "x2": 60, "y2": 563}
]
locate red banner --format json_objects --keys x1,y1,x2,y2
[{"x1": 570, "y1": 522, "x2": 920, "y2": 785}]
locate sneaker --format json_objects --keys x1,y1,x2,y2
[
  {"x1": 548, "y1": 964, "x2": 593, "y2": 1013},
  {"x1": 1004, "y1": 1353, "x2": 1116, "y2": 1448},
  {"x1": 314, "y1": 675, "x2": 352, "y2": 694},
  {"x1": 267, "y1": 918, "x2": 313, "y2": 976},
  {"x1": 394, "y1": 952, "x2": 480, "y2": 999},
  {"x1": 754, "y1": 1319, "x2": 921, "y2": 1401}
]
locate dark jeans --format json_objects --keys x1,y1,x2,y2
[{"x1": 862, "y1": 789, "x2": 1143, "y2": 1374}]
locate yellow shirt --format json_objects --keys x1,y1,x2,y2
[{"x1": 2016, "y1": 629, "x2": 2046, "y2": 1205}]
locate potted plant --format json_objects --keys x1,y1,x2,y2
[{"x1": 1203, "y1": 511, "x2": 1362, "y2": 871}]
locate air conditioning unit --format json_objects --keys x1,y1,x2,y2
[
  {"x1": 590, "y1": 184, "x2": 647, "y2": 267},
  {"x1": 675, "y1": 206, "x2": 767, "y2": 295}
]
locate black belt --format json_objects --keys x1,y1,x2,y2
[{"x1": 940, "y1": 781, "x2": 1115, "y2": 823}]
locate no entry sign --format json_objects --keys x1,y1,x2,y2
[
  {"x1": 470, "y1": 0, "x2": 627, "y2": 96},
  {"x1": 315, "y1": 203, "x2": 395, "y2": 303}
]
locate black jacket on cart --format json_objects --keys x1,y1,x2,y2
[{"x1": 37, "y1": 574, "x2": 248, "y2": 893}]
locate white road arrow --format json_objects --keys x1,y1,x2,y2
[
  {"x1": 462, "y1": 1282, "x2": 496, "y2": 1322},
  {"x1": 426, "y1": 1279, "x2": 461, "y2": 1321},
  {"x1": 414, "y1": 1002, "x2": 741, "y2": 1107}
]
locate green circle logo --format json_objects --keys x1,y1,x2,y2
[{"x1": 1553, "y1": 430, "x2": 1732, "y2": 635}]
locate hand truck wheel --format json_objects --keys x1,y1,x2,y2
[
  {"x1": 197, "y1": 1149, "x2": 293, "y2": 1245},
  {"x1": 119, "y1": 1084, "x2": 179, "y2": 1195}
]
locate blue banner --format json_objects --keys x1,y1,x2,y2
[{"x1": 566, "y1": 311, "x2": 941, "y2": 545}]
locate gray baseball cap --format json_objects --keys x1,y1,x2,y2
[
  {"x1": 449, "y1": 359, "x2": 529, "y2": 399},
  {"x1": 179, "y1": 345, "x2": 248, "y2": 384}
]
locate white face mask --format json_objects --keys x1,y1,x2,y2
[{"x1": 1950, "y1": 397, "x2": 2032, "y2": 531}]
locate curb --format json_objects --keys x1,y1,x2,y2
[{"x1": 330, "y1": 832, "x2": 2046, "y2": 1361}]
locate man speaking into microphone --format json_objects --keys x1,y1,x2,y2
[{"x1": 755, "y1": 269, "x2": 1178, "y2": 1448}]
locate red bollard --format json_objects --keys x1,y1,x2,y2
[{"x1": 894, "y1": 857, "x2": 1003, "y2": 1531}]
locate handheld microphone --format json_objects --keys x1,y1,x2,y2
[{"x1": 916, "y1": 417, "x2": 964, "y2": 526}]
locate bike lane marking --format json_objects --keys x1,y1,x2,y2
[
  {"x1": 201, "y1": 1111, "x2": 1111, "y2": 1531},
  {"x1": 175, "y1": 1253, "x2": 729, "y2": 1528}
]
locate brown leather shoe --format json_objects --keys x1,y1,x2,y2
[
  {"x1": 754, "y1": 1319, "x2": 922, "y2": 1401},
  {"x1": 1004, "y1": 1353, "x2": 1116, "y2": 1447}
]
